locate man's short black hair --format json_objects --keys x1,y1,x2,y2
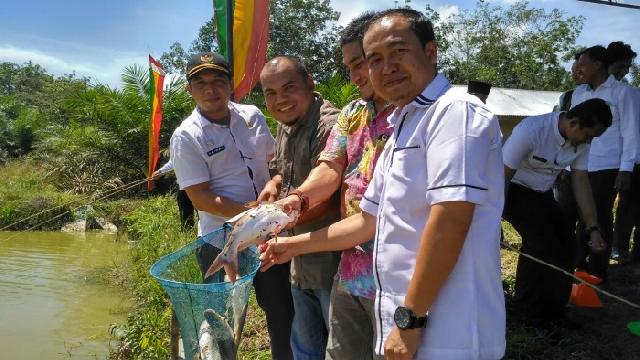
[
  {"x1": 365, "y1": 8, "x2": 435, "y2": 48},
  {"x1": 606, "y1": 41, "x2": 637, "y2": 63},
  {"x1": 573, "y1": 48, "x2": 586, "y2": 61},
  {"x1": 567, "y1": 98, "x2": 612, "y2": 130},
  {"x1": 581, "y1": 45, "x2": 609, "y2": 68},
  {"x1": 264, "y1": 55, "x2": 309, "y2": 80},
  {"x1": 340, "y1": 11, "x2": 379, "y2": 47}
]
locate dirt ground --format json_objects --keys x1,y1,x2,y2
[{"x1": 501, "y1": 223, "x2": 640, "y2": 360}]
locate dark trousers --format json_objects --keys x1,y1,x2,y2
[
  {"x1": 613, "y1": 165, "x2": 640, "y2": 261},
  {"x1": 177, "y1": 190, "x2": 195, "y2": 229},
  {"x1": 503, "y1": 183, "x2": 575, "y2": 323},
  {"x1": 197, "y1": 244, "x2": 294, "y2": 360},
  {"x1": 575, "y1": 169, "x2": 617, "y2": 279},
  {"x1": 554, "y1": 169, "x2": 580, "y2": 254}
]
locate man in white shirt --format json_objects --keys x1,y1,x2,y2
[
  {"x1": 502, "y1": 98, "x2": 611, "y2": 329},
  {"x1": 260, "y1": 9, "x2": 506, "y2": 359},
  {"x1": 606, "y1": 41, "x2": 640, "y2": 263},
  {"x1": 571, "y1": 45, "x2": 639, "y2": 280},
  {"x1": 169, "y1": 52, "x2": 294, "y2": 359}
]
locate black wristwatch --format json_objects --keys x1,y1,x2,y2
[{"x1": 394, "y1": 306, "x2": 428, "y2": 330}]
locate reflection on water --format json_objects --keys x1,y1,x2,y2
[{"x1": 0, "y1": 231, "x2": 131, "y2": 359}]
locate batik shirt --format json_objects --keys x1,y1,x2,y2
[{"x1": 317, "y1": 98, "x2": 394, "y2": 299}]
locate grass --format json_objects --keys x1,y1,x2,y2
[{"x1": 0, "y1": 160, "x2": 146, "y2": 231}]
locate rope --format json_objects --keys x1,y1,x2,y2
[
  {"x1": 0, "y1": 177, "x2": 149, "y2": 242},
  {"x1": 500, "y1": 240, "x2": 640, "y2": 309},
  {"x1": 0, "y1": 176, "x2": 151, "y2": 232}
]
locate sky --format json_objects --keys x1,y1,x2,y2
[{"x1": 1, "y1": 0, "x2": 639, "y2": 87}]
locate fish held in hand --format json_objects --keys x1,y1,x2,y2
[{"x1": 204, "y1": 202, "x2": 298, "y2": 282}]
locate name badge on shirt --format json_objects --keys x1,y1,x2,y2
[{"x1": 207, "y1": 145, "x2": 225, "y2": 157}]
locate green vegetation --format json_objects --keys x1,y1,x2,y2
[{"x1": 108, "y1": 195, "x2": 271, "y2": 360}]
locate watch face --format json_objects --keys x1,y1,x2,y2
[{"x1": 394, "y1": 307, "x2": 412, "y2": 329}]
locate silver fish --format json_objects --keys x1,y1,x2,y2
[
  {"x1": 199, "y1": 309, "x2": 236, "y2": 360},
  {"x1": 204, "y1": 202, "x2": 298, "y2": 282}
]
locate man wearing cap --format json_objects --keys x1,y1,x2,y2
[
  {"x1": 258, "y1": 55, "x2": 341, "y2": 359},
  {"x1": 502, "y1": 98, "x2": 610, "y2": 330},
  {"x1": 169, "y1": 52, "x2": 294, "y2": 359},
  {"x1": 467, "y1": 80, "x2": 492, "y2": 104},
  {"x1": 261, "y1": 9, "x2": 506, "y2": 359},
  {"x1": 267, "y1": 12, "x2": 394, "y2": 360}
]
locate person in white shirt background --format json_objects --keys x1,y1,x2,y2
[
  {"x1": 605, "y1": 41, "x2": 640, "y2": 264},
  {"x1": 570, "y1": 45, "x2": 639, "y2": 281},
  {"x1": 502, "y1": 98, "x2": 611, "y2": 331},
  {"x1": 260, "y1": 8, "x2": 506, "y2": 359}
]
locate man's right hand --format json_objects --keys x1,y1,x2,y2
[
  {"x1": 151, "y1": 170, "x2": 164, "y2": 180},
  {"x1": 259, "y1": 238, "x2": 298, "y2": 271},
  {"x1": 258, "y1": 179, "x2": 280, "y2": 202},
  {"x1": 275, "y1": 195, "x2": 303, "y2": 229}
]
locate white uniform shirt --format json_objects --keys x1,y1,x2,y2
[
  {"x1": 170, "y1": 102, "x2": 275, "y2": 239},
  {"x1": 360, "y1": 74, "x2": 506, "y2": 359},
  {"x1": 571, "y1": 76, "x2": 639, "y2": 172},
  {"x1": 503, "y1": 112, "x2": 589, "y2": 192}
]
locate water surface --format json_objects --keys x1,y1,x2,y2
[{"x1": 0, "y1": 231, "x2": 131, "y2": 359}]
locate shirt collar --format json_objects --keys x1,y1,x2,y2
[
  {"x1": 196, "y1": 102, "x2": 238, "y2": 129},
  {"x1": 587, "y1": 74, "x2": 617, "y2": 92},
  {"x1": 411, "y1": 73, "x2": 450, "y2": 108},
  {"x1": 389, "y1": 74, "x2": 450, "y2": 125}
]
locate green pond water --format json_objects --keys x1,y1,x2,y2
[{"x1": 0, "y1": 231, "x2": 131, "y2": 359}]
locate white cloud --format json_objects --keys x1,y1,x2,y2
[
  {"x1": 332, "y1": 0, "x2": 376, "y2": 26},
  {"x1": 437, "y1": 5, "x2": 460, "y2": 21},
  {"x1": 0, "y1": 44, "x2": 146, "y2": 88}
]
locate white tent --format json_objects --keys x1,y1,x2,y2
[{"x1": 450, "y1": 85, "x2": 562, "y2": 117}]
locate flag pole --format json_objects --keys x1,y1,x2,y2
[{"x1": 226, "y1": 0, "x2": 234, "y2": 100}]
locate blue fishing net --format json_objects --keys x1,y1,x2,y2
[{"x1": 150, "y1": 224, "x2": 259, "y2": 360}]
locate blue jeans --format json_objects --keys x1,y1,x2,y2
[{"x1": 290, "y1": 286, "x2": 332, "y2": 360}]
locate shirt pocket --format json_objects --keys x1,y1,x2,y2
[{"x1": 389, "y1": 145, "x2": 425, "y2": 191}]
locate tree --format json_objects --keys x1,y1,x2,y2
[
  {"x1": 630, "y1": 62, "x2": 640, "y2": 87},
  {"x1": 160, "y1": 0, "x2": 342, "y2": 81},
  {"x1": 269, "y1": 0, "x2": 341, "y2": 81},
  {"x1": 160, "y1": 42, "x2": 188, "y2": 75},
  {"x1": 441, "y1": 0, "x2": 584, "y2": 90}
]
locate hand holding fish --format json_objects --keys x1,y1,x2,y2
[
  {"x1": 204, "y1": 202, "x2": 299, "y2": 283},
  {"x1": 259, "y1": 236, "x2": 300, "y2": 272},
  {"x1": 257, "y1": 179, "x2": 280, "y2": 202}
]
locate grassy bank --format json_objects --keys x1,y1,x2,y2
[
  {"x1": 0, "y1": 160, "x2": 146, "y2": 231},
  {"x1": 110, "y1": 195, "x2": 271, "y2": 360}
]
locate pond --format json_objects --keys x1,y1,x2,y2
[{"x1": 0, "y1": 231, "x2": 131, "y2": 359}]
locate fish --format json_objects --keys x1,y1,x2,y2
[
  {"x1": 204, "y1": 202, "x2": 298, "y2": 282},
  {"x1": 198, "y1": 308, "x2": 237, "y2": 360}
]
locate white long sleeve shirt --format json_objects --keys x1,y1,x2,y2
[{"x1": 571, "y1": 76, "x2": 639, "y2": 172}]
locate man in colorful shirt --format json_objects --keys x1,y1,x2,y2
[{"x1": 271, "y1": 12, "x2": 393, "y2": 359}]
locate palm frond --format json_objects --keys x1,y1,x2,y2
[{"x1": 122, "y1": 64, "x2": 150, "y2": 99}]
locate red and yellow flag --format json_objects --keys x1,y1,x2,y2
[
  {"x1": 147, "y1": 55, "x2": 165, "y2": 191},
  {"x1": 214, "y1": 0, "x2": 270, "y2": 99}
]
